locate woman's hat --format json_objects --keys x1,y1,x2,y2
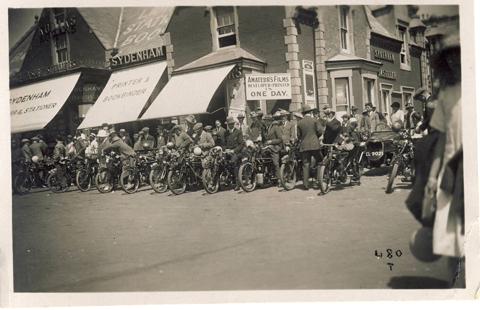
[
  {"x1": 391, "y1": 101, "x2": 401, "y2": 109},
  {"x1": 21, "y1": 138, "x2": 30, "y2": 143}
]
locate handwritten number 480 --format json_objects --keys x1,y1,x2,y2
[{"x1": 375, "y1": 249, "x2": 403, "y2": 259}]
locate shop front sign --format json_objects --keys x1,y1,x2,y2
[
  {"x1": 378, "y1": 69, "x2": 397, "y2": 80},
  {"x1": 373, "y1": 48, "x2": 395, "y2": 63},
  {"x1": 110, "y1": 46, "x2": 166, "y2": 68},
  {"x1": 245, "y1": 73, "x2": 291, "y2": 100},
  {"x1": 302, "y1": 60, "x2": 316, "y2": 103}
]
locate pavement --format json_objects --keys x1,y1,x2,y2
[{"x1": 12, "y1": 171, "x2": 454, "y2": 292}]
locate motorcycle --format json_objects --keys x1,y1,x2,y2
[
  {"x1": 279, "y1": 143, "x2": 321, "y2": 191},
  {"x1": 13, "y1": 158, "x2": 54, "y2": 194},
  {"x1": 75, "y1": 156, "x2": 99, "y2": 192},
  {"x1": 167, "y1": 147, "x2": 204, "y2": 195},
  {"x1": 202, "y1": 146, "x2": 236, "y2": 194},
  {"x1": 238, "y1": 141, "x2": 278, "y2": 192},
  {"x1": 318, "y1": 143, "x2": 360, "y2": 194},
  {"x1": 120, "y1": 152, "x2": 155, "y2": 194},
  {"x1": 149, "y1": 146, "x2": 173, "y2": 194},
  {"x1": 364, "y1": 130, "x2": 399, "y2": 169},
  {"x1": 46, "y1": 157, "x2": 78, "y2": 193},
  {"x1": 385, "y1": 131, "x2": 415, "y2": 193},
  {"x1": 95, "y1": 152, "x2": 122, "y2": 193}
]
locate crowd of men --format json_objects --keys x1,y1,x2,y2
[{"x1": 13, "y1": 99, "x2": 428, "y2": 191}]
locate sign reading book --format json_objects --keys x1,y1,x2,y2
[{"x1": 245, "y1": 73, "x2": 291, "y2": 100}]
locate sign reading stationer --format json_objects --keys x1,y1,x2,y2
[{"x1": 245, "y1": 73, "x2": 292, "y2": 100}]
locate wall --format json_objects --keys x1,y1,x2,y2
[
  {"x1": 371, "y1": 34, "x2": 422, "y2": 92},
  {"x1": 238, "y1": 6, "x2": 287, "y2": 73},
  {"x1": 166, "y1": 7, "x2": 213, "y2": 70},
  {"x1": 351, "y1": 6, "x2": 370, "y2": 59}
]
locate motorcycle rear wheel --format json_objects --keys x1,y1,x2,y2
[
  {"x1": 386, "y1": 162, "x2": 399, "y2": 194},
  {"x1": 202, "y1": 168, "x2": 219, "y2": 194},
  {"x1": 120, "y1": 169, "x2": 140, "y2": 194},
  {"x1": 47, "y1": 173, "x2": 68, "y2": 193},
  {"x1": 280, "y1": 162, "x2": 297, "y2": 191},
  {"x1": 167, "y1": 170, "x2": 187, "y2": 195},
  {"x1": 238, "y1": 162, "x2": 257, "y2": 192},
  {"x1": 149, "y1": 166, "x2": 168, "y2": 193}
]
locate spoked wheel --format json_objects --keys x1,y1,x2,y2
[
  {"x1": 202, "y1": 168, "x2": 219, "y2": 194},
  {"x1": 238, "y1": 161, "x2": 257, "y2": 192},
  {"x1": 95, "y1": 168, "x2": 114, "y2": 193},
  {"x1": 386, "y1": 162, "x2": 399, "y2": 194},
  {"x1": 13, "y1": 172, "x2": 32, "y2": 195},
  {"x1": 167, "y1": 170, "x2": 187, "y2": 195},
  {"x1": 76, "y1": 169, "x2": 92, "y2": 192},
  {"x1": 280, "y1": 161, "x2": 297, "y2": 191},
  {"x1": 47, "y1": 172, "x2": 69, "y2": 193},
  {"x1": 149, "y1": 166, "x2": 168, "y2": 193},
  {"x1": 120, "y1": 169, "x2": 140, "y2": 194},
  {"x1": 318, "y1": 163, "x2": 332, "y2": 194}
]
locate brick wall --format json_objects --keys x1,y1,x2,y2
[
  {"x1": 238, "y1": 6, "x2": 287, "y2": 73},
  {"x1": 166, "y1": 7, "x2": 213, "y2": 70}
]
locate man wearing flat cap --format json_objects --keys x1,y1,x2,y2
[
  {"x1": 192, "y1": 122, "x2": 215, "y2": 152},
  {"x1": 266, "y1": 111, "x2": 285, "y2": 186},
  {"x1": 172, "y1": 125, "x2": 193, "y2": 151},
  {"x1": 119, "y1": 128, "x2": 132, "y2": 147},
  {"x1": 141, "y1": 126, "x2": 155, "y2": 150},
  {"x1": 224, "y1": 116, "x2": 244, "y2": 190},
  {"x1": 236, "y1": 113, "x2": 249, "y2": 139},
  {"x1": 21, "y1": 138, "x2": 32, "y2": 162},
  {"x1": 414, "y1": 87, "x2": 434, "y2": 133},
  {"x1": 183, "y1": 114, "x2": 196, "y2": 138},
  {"x1": 297, "y1": 105, "x2": 324, "y2": 190}
]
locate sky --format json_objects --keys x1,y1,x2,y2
[
  {"x1": 8, "y1": 5, "x2": 460, "y2": 51},
  {"x1": 8, "y1": 8, "x2": 42, "y2": 50}
]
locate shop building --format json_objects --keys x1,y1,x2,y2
[
  {"x1": 10, "y1": 5, "x2": 432, "y2": 137},
  {"x1": 313, "y1": 5, "x2": 429, "y2": 118}
]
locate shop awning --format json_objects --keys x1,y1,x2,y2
[
  {"x1": 141, "y1": 65, "x2": 235, "y2": 120},
  {"x1": 78, "y1": 61, "x2": 167, "y2": 129},
  {"x1": 10, "y1": 72, "x2": 81, "y2": 133}
]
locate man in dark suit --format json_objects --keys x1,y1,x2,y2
[
  {"x1": 224, "y1": 116, "x2": 244, "y2": 190},
  {"x1": 297, "y1": 106, "x2": 324, "y2": 190},
  {"x1": 213, "y1": 119, "x2": 226, "y2": 146},
  {"x1": 323, "y1": 109, "x2": 342, "y2": 144},
  {"x1": 266, "y1": 111, "x2": 284, "y2": 186}
]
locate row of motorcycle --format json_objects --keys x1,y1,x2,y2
[{"x1": 12, "y1": 130, "x2": 416, "y2": 196}]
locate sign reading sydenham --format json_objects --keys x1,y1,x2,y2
[
  {"x1": 10, "y1": 73, "x2": 81, "y2": 133},
  {"x1": 245, "y1": 73, "x2": 291, "y2": 100}
]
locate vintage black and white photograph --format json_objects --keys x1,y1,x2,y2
[{"x1": 1, "y1": 0, "x2": 478, "y2": 305}]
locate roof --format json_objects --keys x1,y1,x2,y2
[
  {"x1": 409, "y1": 17, "x2": 426, "y2": 29},
  {"x1": 176, "y1": 47, "x2": 265, "y2": 72},
  {"x1": 364, "y1": 6, "x2": 399, "y2": 41},
  {"x1": 77, "y1": 7, "x2": 122, "y2": 50},
  {"x1": 9, "y1": 25, "x2": 36, "y2": 77}
]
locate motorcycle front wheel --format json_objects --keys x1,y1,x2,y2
[
  {"x1": 76, "y1": 169, "x2": 92, "y2": 192},
  {"x1": 149, "y1": 166, "x2": 169, "y2": 193},
  {"x1": 167, "y1": 170, "x2": 187, "y2": 195},
  {"x1": 95, "y1": 168, "x2": 114, "y2": 193},
  {"x1": 238, "y1": 161, "x2": 257, "y2": 192},
  {"x1": 202, "y1": 168, "x2": 219, "y2": 194},
  {"x1": 280, "y1": 161, "x2": 297, "y2": 191},
  {"x1": 120, "y1": 169, "x2": 140, "y2": 194},
  {"x1": 385, "y1": 161, "x2": 399, "y2": 194},
  {"x1": 13, "y1": 172, "x2": 32, "y2": 195}
]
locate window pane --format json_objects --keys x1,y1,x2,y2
[
  {"x1": 56, "y1": 35, "x2": 67, "y2": 49},
  {"x1": 218, "y1": 25, "x2": 235, "y2": 35},
  {"x1": 335, "y1": 78, "x2": 349, "y2": 109},
  {"x1": 219, "y1": 34, "x2": 237, "y2": 48},
  {"x1": 340, "y1": 8, "x2": 348, "y2": 28},
  {"x1": 341, "y1": 29, "x2": 347, "y2": 50}
]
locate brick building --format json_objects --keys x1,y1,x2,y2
[{"x1": 10, "y1": 5, "x2": 432, "y2": 137}]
